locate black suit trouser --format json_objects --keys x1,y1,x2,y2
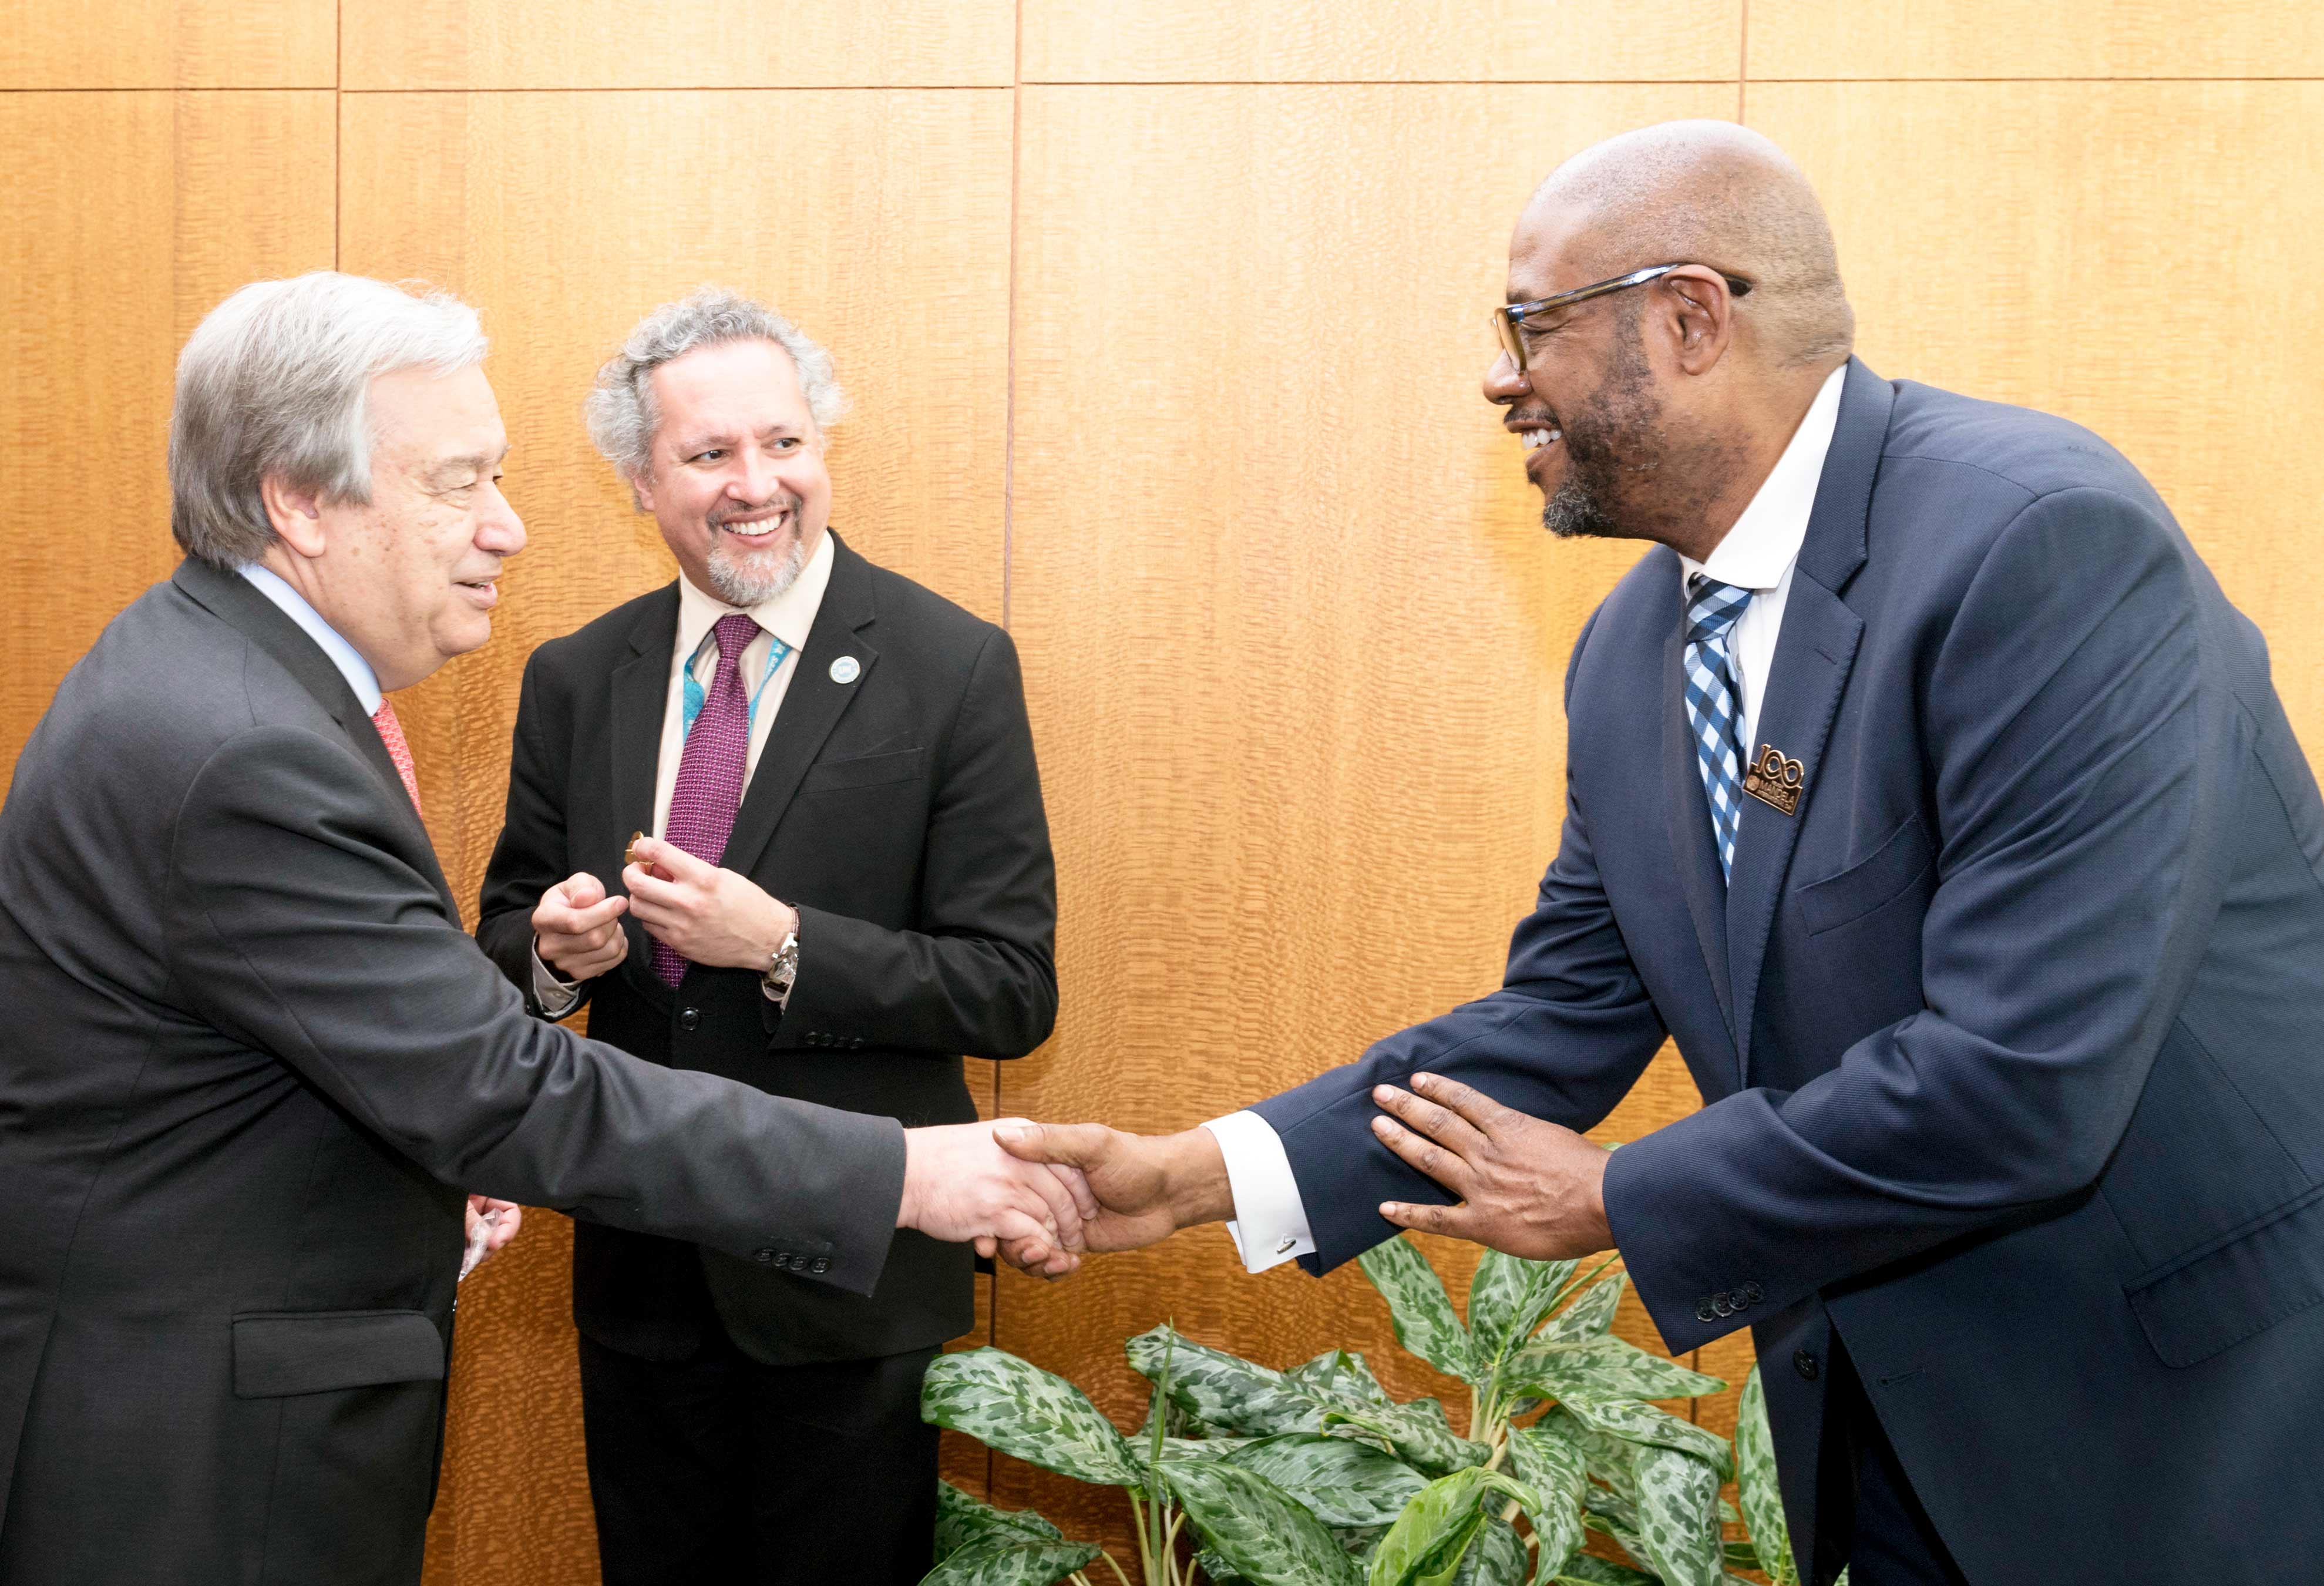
[{"x1": 578, "y1": 1320, "x2": 939, "y2": 1586}]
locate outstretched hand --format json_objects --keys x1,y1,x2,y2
[
  {"x1": 1369, "y1": 1073, "x2": 1613, "y2": 1261},
  {"x1": 993, "y1": 1122, "x2": 1235, "y2": 1253},
  {"x1": 897, "y1": 1120, "x2": 1095, "y2": 1279}
]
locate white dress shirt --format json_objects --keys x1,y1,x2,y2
[
  {"x1": 236, "y1": 563, "x2": 383, "y2": 713},
  {"x1": 533, "y1": 529, "x2": 836, "y2": 1013},
  {"x1": 1202, "y1": 364, "x2": 1851, "y2": 1273}
]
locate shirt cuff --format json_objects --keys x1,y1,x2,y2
[
  {"x1": 530, "y1": 939, "x2": 583, "y2": 1018},
  {"x1": 1201, "y1": 1110, "x2": 1316, "y2": 1274}
]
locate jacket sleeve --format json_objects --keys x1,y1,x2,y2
[
  {"x1": 475, "y1": 650, "x2": 586, "y2": 1016},
  {"x1": 163, "y1": 721, "x2": 906, "y2": 1296},
  {"x1": 1250, "y1": 603, "x2": 1670, "y2": 1272},
  {"x1": 769, "y1": 626, "x2": 1059, "y2": 1059},
  {"x1": 1606, "y1": 486, "x2": 2209, "y2": 1352}
]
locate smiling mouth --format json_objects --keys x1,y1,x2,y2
[{"x1": 1517, "y1": 425, "x2": 1563, "y2": 451}]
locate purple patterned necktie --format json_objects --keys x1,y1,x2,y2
[{"x1": 653, "y1": 611, "x2": 762, "y2": 984}]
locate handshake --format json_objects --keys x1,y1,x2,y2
[{"x1": 898, "y1": 1074, "x2": 1620, "y2": 1277}]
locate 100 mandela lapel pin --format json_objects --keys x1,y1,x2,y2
[{"x1": 1744, "y1": 744, "x2": 1805, "y2": 815}]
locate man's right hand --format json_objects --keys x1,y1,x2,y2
[
  {"x1": 899, "y1": 1121, "x2": 1097, "y2": 1279},
  {"x1": 992, "y1": 1123, "x2": 1235, "y2": 1252},
  {"x1": 533, "y1": 872, "x2": 628, "y2": 982}
]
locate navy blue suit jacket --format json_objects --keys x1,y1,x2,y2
[{"x1": 1253, "y1": 359, "x2": 2324, "y2": 1581}]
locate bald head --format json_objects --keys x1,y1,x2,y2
[{"x1": 1525, "y1": 121, "x2": 1852, "y2": 369}]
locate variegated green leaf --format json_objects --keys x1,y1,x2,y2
[
  {"x1": 1165, "y1": 1435, "x2": 1252, "y2": 1462},
  {"x1": 1629, "y1": 1445, "x2": 1724, "y2": 1586},
  {"x1": 1128, "y1": 1325, "x2": 1320, "y2": 1437},
  {"x1": 1551, "y1": 1553, "x2": 1656, "y2": 1586},
  {"x1": 934, "y1": 1481, "x2": 1062, "y2": 1561},
  {"x1": 1722, "y1": 1538, "x2": 1764, "y2": 1571},
  {"x1": 1559, "y1": 1394, "x2": 1733, "y2": 1481},
  {"x1": 1736, "y1": 1366, "x2": 1797, "y2": 1586},
  {"x1": 1198, "y1": 1547, "x2": 1257, "y2": 1586},
  {"x1": 1323, "y1": 1402, "x2": 1491, "y2": 1479},
  {"x1": 921, "y1": 1349, "x2": 1141, "y2": 1487},
  {"x1": 1221, "y1": 1433, "x2": 1431, "y2": 1527},
  {"x1": 1333, "y1": 1524, "x2": 1390, "y2": 1567},
  {"x1": 1537, "y1": 1273, "x2": 1626, "y2": 1347},
  {"x1": 1451, "y1": 1518, "x2": 1530, "y2": 1586},
  {"x1": 1367, "y1": 1467, "x2": 1539, "y2": 1586},
  {"x1": 1504, "y1": 1423, "x2": 1589, "y2": 1584},
  {"x1": 1502, "y1": 1337, "x2": 1726, "y2": 1405},
  {"x1": 1166, "y1": 1457, "x2": 1360, "y2": 1585},
  {"x1": 1287, "y1": 1350, "x2": 1395, "y2": 1409},
  {"x1": 1465, "y1": 1252, "x2": 1577, "y2": 1366},
  {"x1": 1358, "y1": 1236, "x2": 1478, "y2": 1381},
  {"x1": 919, "y1": 1536, "x2": 1104, "y2": 1586}
]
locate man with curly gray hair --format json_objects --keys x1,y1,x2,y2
[{"x1": 477, "y1": 288, "x2": 1060, "y2": 1585}]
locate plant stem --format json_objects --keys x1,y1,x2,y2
[
  {"x1": 1127, "y1": 1491, "x2": 1154, "y2": 1585},
  {"x1": 1162, "y1": 1508, "x2": 1188, "y2": 1586},
  {"x1": 1098, "y1": 1551, "x2": 1135, "y2": 1586}
]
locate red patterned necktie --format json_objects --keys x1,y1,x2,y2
[
  {"x1": 370, "y1": 698, "x2": 423, "y2": 817},
  {"x1": 653, "y1": 613, "x2": 762, "y2": 985}
]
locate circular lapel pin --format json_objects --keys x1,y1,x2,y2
[{"x1": 829, "y1": 655, "x2": 861, "y2": 685}]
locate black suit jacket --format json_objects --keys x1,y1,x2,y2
[
  {"x1": 0, "y1": 560, "x2": 913, "y2": 1586},
  {"x1": 476, "y1": 531, "x2": 1057, "y2": 1366}
]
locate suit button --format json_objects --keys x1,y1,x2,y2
[
  {"x1": 753, "y1": 1247, "x2": 777, "y2": 1265},
  {"x1": 1794, "y1": 1349, "x2": 1819, "y2": 1382},
  {"x1": 1696, "y1": 1302, "x2": 1718, "y2": 1323},
  {"x1": 1710, "y1": 1292, "x2": 1733, "y2": 1318},
  {"x1": 678, "y1": 1007, "x2": 701, "y2": 1031},
  {"x1": 810, "y1": 1257, "x2": 829, "y2": 1275},
  {"x1": 850, "y1": 1038, "x2": 864, "y2": 1050},
  {"x1": 1741, "y1": 1281, "x2": 1764, "y2": 1305}
]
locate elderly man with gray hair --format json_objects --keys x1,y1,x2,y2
[
  {"x1": 0, "y1": 272, "x2": 1085, "y2": 1586},
  {"x1": 473, "y1": 287, "x2": 1060, "y2": 1585}
]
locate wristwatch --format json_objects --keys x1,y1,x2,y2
[{"x1": 762, "y1": 922, "x2": 799, "y2": 1009}]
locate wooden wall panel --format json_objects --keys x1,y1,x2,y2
[
  {"x1": 1749, "y1": 0, "x2": 2324, "y2": 80},
  {"x1": 339, "y1": 88, "x2": 1014, "y2": 915},
  {"x1": 0, "y1": 90, "x2": 334, "y2": 800},
  {"x1": 343, "y1": 0, "x2": 1013, "y2": 89},
  {"x1": 0, "y1": 0, "x2": 334, "y2": 88},
  {"x1": 995, "y1": 81, "x2": 1737, "y2": 1558},
  {"x1": 1750, "y1": 80, "x2": 2324, "y2": 756},
  {"x1": 1021, "y1": 0, "x2": 1742, "y2": 83}
]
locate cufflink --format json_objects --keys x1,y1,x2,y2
[{"x1": 1275, "y1": 1236, "x2": 1297, "y2": 1255}]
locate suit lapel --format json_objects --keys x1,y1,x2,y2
[
  {"x1": 170, "y1": 559, "x2": 455, "y2": 912},
  {"x1": 717, "y1": 533, "x2": 880, "y2": 879},
  {"x1": 1723, "y1": 359, "x2": 1892, "y2": 1081},
  {"x1": 607, "y1": 584, "x2": 680, "y2": 1004},
  {"x1": 1662, "y1": 584, "x2": 1737, "y2": 1039}
]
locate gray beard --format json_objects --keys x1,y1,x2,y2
[{"x1": 705, "y1": 530, "x2": 806, "y2": 607}]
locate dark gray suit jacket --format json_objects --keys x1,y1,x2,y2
[
  {"x1": 476, "y1": 532, "x2": 1057, "y2": 1366},
  {"x1": 0, "y1": 560, "x2": 910, "y2": 1585},
  {"x1": 1255, "y1": 361, "x2": 2324, "y2": 1581}
]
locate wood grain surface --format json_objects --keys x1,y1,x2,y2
[
  {"x1": 1020, "y1": 0, "x2": 1742, "y2": 83},
  {"x1": 342, "y1": 0, "x2": 1013, "y2": 89},
  {"x1": 1748, "y1": 0, "x2": 2324, "y2": 81},
  {"x1": 338, "y1": 87, "x2": 1014, "y2": 918},
  {"x1": 994, "y1": 82, "x2": 1737, "y2": 1560},
  {"x1": 0, "y1": 89, "x2": 334, "y2": 799},
  {"x1": 0, "y1": 0, "x2": 334, "y2": 88}
]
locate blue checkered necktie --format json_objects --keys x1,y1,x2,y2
[{"x1": 1683, "y1": 573, "x2": 1754, "y2": 881}]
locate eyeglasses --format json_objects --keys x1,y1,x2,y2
[{"x1": 1488, "y1": 263, "x2": 1753, "y2": 374}]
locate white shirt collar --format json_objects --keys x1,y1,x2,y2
[
  {"x1": 674, "y1": 525, "x2": 836, "y2": 662},
  {"x1": 236, "y1": 562, "x2": 384, "y2": 714},
  {"x1": 1679, "y1": 363, "x2": 1849, "y2": 594}
]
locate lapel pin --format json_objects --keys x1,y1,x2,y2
[
  {"x1": 829, "y1": 655, "x2": 860, "y2": 685},
  {"x1": 1744, "y1": 744, "x2": 1805, "y2": 815},
  {"x1": 624, "y1": 831, "x2": 646, "y2": 868}
]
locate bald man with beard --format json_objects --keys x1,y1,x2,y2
[{"x1": 1001, "y1": 123, "x2": 2324, "y2": 1582}]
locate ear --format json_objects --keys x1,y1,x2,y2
[
  {"x1": 1660, "y1": 269, "x2": 1737, "y2": 377},
  {"x1": 259, "y1": 473, "x2": 329, "y2": 559},
  {"x1": 629, "y1": 465, "x2": 658, "y2": 515}
]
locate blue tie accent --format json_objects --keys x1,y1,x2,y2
[
  {"x1": 1683, "y1": 574, "x2": 1753, "y2": 881},
  {"x1": 682, "y1": 633, "x2": 795, "y2": 741}
]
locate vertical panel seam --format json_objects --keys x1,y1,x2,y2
[{"x1": 1737, "y1": 0, "x2": 1750, "y2": 121}]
